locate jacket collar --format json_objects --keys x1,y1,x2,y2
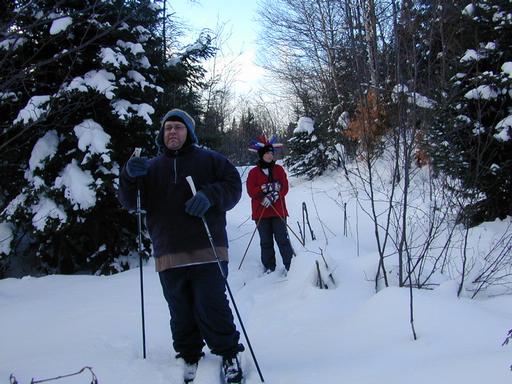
[{"x1": 163, "y1": 143, "x2": 196, "y2": 158}]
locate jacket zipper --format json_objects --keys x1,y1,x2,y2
[{"x1": 173, "y1": 156, "x2": 178, "y2": 184}]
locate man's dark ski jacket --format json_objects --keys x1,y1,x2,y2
[{"x1": 118, "y1": 144, "x2": 242, "y2": 259}]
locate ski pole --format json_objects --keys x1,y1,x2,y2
[
  {"x1": 268, "y1": 203, "x2": 304, "y2": 247},
  {"x1": 186, "y1": 176, "x2": 265, "y2": 383},
  {"x1": 132, "y1": 148, "x2": 147, "y2": 359},
  {"x1": 238, "y1": 209, "x2": 266, "y2": 270}
]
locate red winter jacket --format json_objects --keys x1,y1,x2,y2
[{"x1": 246, "y1": 163, "x2": 289, "y2": 220}]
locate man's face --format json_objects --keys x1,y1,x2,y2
[{"x1": 164, "y1": 120, "x2": 188, "y2": 151}]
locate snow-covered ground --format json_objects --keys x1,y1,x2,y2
[{"x1": 1, "y1": 167, "x2": 511, "y2": 384}]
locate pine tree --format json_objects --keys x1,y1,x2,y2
[
  {"x1": 234, "y1": 108, "x2": 259, "y2": 165},
  {"x1": 427, "y1": 0, "x2": 512, "y2": 226},
  {"x1": 0, "y1": 0, "x2": 213, "y2": 276},
  {"x1": 285, "y1": 115, "x2": 340, "y2": 179},
  {"x1": 395, "y1": 0, "x2": 471, "y2": 91}
]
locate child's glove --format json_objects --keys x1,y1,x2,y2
[
  {"x1": 261, "y1": 191, "x2": 280, "y2": 208},
  {"x1": 261, "y1": 182, "x2": 281, "y2": 193}
]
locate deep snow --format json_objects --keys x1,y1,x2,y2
[{"x1": 1, "y1": 167, "x2": 511, "y2": 384}]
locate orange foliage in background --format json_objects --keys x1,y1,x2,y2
[
  {"x1": 413, "y1": 130, "x2": 430, "y2": 167},
  {"x1": 344, "y1": 90, "x2": 388, "y2": 155}
]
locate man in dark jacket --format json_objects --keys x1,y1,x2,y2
[{"x1": 118, "y1": 108, "x2": 244, "y2": 384}]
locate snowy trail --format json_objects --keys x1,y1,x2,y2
[{"x1": 2, "y1": 171, "x2": 512, "y2": 384}]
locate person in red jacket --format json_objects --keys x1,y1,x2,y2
[{"x1": 246, "y1": 136, "x2": 294, "y2": 274}]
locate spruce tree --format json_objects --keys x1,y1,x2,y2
[
  {"x1": 0, "y1": 0, "x2": 213, "y2": 276},
  {"x1": 427, "y1": 0, "x2": 512, "y2": 226},
  {"x1": 234, "y1": 108, "x2": 260, "y2": 165},
  {"x1": 285, "y1": 115, "x2": 340, "y2": 179}
]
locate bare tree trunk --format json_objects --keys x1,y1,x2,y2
[
  {"x1": 162, "y1": 0, "x2": 167, "y2": 61},
  {"x1": 407, "y1": 249, "x2": 418, "y2": 340},
  {"x1": 362, "y1": 0, "x2": 379, "y2": 92},
  {"x1": 458, "y1": 226, "x2": 470, "y2": 297}
]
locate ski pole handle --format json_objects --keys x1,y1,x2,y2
[
  {"x1": 131, "y1": 147, "x2": 142, "y2": 158},
  {"x1": 186, "y1": 176, "x2": 197, "y2": 195}
]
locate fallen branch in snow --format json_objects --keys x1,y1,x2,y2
[
  {"x1": 9, "y1": 367, "x2": 98, "y2": 384},
  {"x1": 502, "y1": 329, "x2": 512, "y2": 347},
  {"x1": 503, "y1": 329, "x2": 512, "y2": 371},
  {"x1": 319, "y1": 247, "x2": 336, "y2": 286},
  {"x1": 315, "y1": 260, "x2": 327, "y2": 289}
]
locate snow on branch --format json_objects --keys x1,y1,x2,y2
[
  {"x1": 49, "y1": 16, "x2": 73, "y2": 35},
  {"x1": 13, "y1": 96, "x2": 51, "y2": 124},
  {"x1": 392, "y1": 85, "x2": 435, "y2": 109},
  {"x1": 294, "y1": 117, "x2": 315, "y2": 135}
]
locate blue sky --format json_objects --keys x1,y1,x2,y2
[
  {"x1": 169, "y1": 0, "x2": 264, "y2": 94},
  {"x1": 169, "y1": 0, "x2": 260, "y2": 53}
]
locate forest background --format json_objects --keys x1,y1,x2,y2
[{"x1": 0, "y1": 0, "x2": 511, "y2": 300}]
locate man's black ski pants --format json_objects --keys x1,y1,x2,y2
[{"x1": 158, "y1": 261, "x2": 241, "y2": 362}]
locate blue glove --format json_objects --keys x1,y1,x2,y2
[
  {"x1": 185, "y1": 191, "x2": 211, "y2": 217},
  {"x1": 126, "y1": 157, "x2": 149, "y2": 178}
]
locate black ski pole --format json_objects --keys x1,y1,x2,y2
[
  {"x1": 132, "y1": 148, "x2": 147, "y2": 359},
  {"x1": 186, "y1": 176, "x2": 265, "y2": 383},
  {"x1": 238, "y1": 209, "x2": 265, "y2": 270},
  {"x1": 268, "y1": 203, "x2": 304, "y2": 246}
]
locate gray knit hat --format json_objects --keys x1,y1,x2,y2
[{"x1": 156, "y1": 108, "x2": 198, "y2": 150}]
